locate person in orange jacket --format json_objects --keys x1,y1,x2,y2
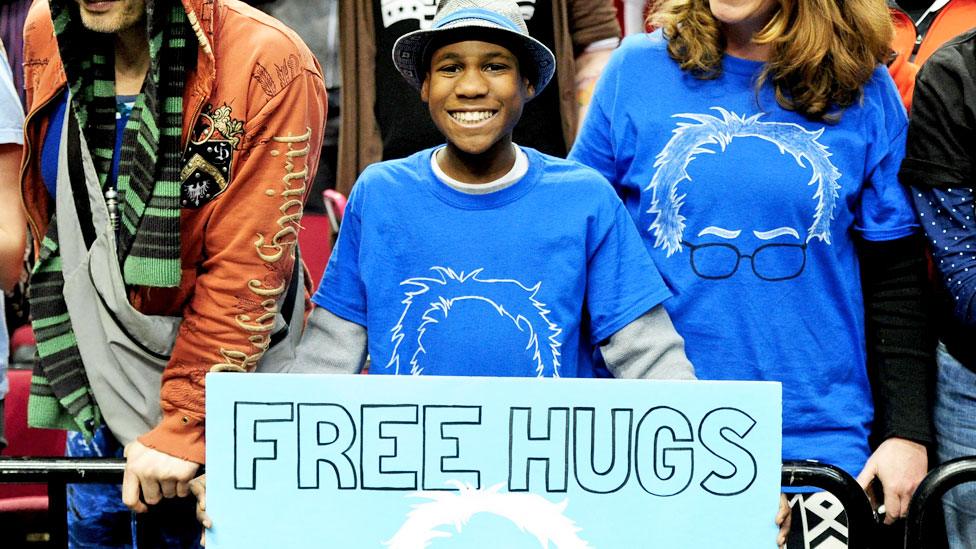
[
  {"x1": 20, "y1": 0, "x2": 326, "y2": 544},
  {"x1": 887, "y1": 0, "x2": 976, "y2": 109}
]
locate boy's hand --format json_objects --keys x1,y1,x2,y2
[
  {"x1": 855, "y1": 437, "x2": 927, "y2": 524},
  {"x1": 189, "y1": 474, "x2": 210, "y2": 546},
  {"x1": 776, "y1": 493, "x2": 791, "y2": 548},
  {"x1": 122, "y1": 441, "x2": 199, "y2": 513}
]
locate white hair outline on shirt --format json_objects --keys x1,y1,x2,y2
[
  {"x1": 385, "y1": 482, "x2": 591, "y2": 549},
  {"x1": 380, "y1": 0, "x2": 537, "y2": 29},
  {"x1": 388, "y1": 267, "x2": 563, "y2": 376},
  {"x1": 646, "y1": 107, "x2": 842, "y2": 256}
]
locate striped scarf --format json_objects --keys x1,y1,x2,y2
[{"x1": 28, "y1": 0, "x2": 194, "y2": 436}]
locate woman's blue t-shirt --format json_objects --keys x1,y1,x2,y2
[{"x1": 569, "y1": 32, "x2": 917, "y2": 476}]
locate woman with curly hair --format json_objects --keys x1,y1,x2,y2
[{"x1": 570, "y1": 0, "x2": 934, "y2": 545}]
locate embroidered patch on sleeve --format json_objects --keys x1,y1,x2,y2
[{"x1": 180, "y1": 103, "x2": 244, "y2": 208}]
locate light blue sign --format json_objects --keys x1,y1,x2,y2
[{"x1": 206, "y1": 374, "x2": 782, "y2": 548}]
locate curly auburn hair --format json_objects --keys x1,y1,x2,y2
[{"x1": 649, "y1": 0, "x2": 893, "y2": 121}]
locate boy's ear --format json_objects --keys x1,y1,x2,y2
[
  {"x1": 420, "y1": 74, "x2": 431, "y2": 103},
  {"x1": 524, "y1": 77, "x2": 535, "y2": 100}
]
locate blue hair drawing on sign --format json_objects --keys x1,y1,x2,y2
[
  {"x1": 646, "y1": 108, "x2": 842, "y2": 263},
  {"x1": 387, "y1": 267, "x2": 563, "y2": 376},
  {"x1": 386, "y1": 482, "x2": 590, "y2": 549}
]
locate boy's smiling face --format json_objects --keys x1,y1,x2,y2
[{"x1": 421, "y1": 39, "x2": 535, "y2": 161}]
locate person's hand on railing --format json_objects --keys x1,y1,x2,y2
[
  {"x1": 855, "y1": 436, "x2": 928, "y2": 524},
  {"x1": 121, "y1": 440, "x2": 200, "y2": 513},
  {"x1": 189, "y1": 474, "x2": 210, "y2": 546},
  {"x1": 776, "y1": 493, "x2": 791, "y2": 548}
]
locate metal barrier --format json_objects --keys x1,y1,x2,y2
[
  {"x1": 0, "y1": 458, "x2": 883, "y2": 548},
  {"x1": 782, "y1": 460, "x2": 879, "y2": 549},
  {"x1": 905, "y1": 456, "x2": 976, "y2": 549},
  {"x1": 0, "y1": 457, "x2": 126, "y2": 547}
]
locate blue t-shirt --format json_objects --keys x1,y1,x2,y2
[
  {"x1": 312, "y1": 147, "x2": 672, "y2": 378},
  {"x1": 569, "y1": 32, "x2": 917, "y2": 476},
  {"x1": 40, "y1": 92, "x2": 137, "y2": 197}
]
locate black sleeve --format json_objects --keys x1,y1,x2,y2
[
  {"x1": 899, "y1": 30, "x2": 976, "y2": 189},
  {"x1": 859, "y1": 233, "x2": 936, "y2": 446}
]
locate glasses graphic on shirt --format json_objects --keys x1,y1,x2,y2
[{"x1": 681, "y1": 240, "x2": 808, "y2": 281}]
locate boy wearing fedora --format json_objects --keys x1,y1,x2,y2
[
  {"x1": 292, "y1": 0, "x2": 696, "y2": 381},
  {"x1": 194, "y1": 5, "x2": 797, "y2": 541}
]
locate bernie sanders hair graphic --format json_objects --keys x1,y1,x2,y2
[
  {"x1": 646, "y1": 108, "x2": 842, "y2": 257},
  {"x1": 385, "y1": 482, "x2": 591, "y2": 549},
  {"x1": 387, "y1": 267, "x2": 563, "y2": 376},
  {"x1": 380, "y1": 0, "x2": 538, "y2": 30}
]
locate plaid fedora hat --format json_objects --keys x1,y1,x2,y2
[{"x1": 392, "y1": 0, "x2": 556, "y2": 94}]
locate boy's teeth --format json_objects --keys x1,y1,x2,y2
[{"x1": 451, "y1": 111, "x2": 494, "y2": 124}]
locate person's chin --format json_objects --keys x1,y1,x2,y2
[
  {"x1": 78, "y1": 12, "x2": 122, "y2": 33},
  {"x1": 443, "y1": 130, "x2": 505, "y2": 157},
  {"x1": 448, "y1": 137, "x2": 499, "y2": 157}
]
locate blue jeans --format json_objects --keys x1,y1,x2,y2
[
  {"x1": 66, "y1": 428, "x2": 203, "y2": 549},
  {"x1": 934, "y1": 343, "x2": 976, "y2": 549}
]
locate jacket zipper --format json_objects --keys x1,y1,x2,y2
[
  {"x1": 20, "y1": 86, "x2": 66, "y2": 248},
  {"x1": 185, "y1": 94, "x2": 206, "y2": 152}
]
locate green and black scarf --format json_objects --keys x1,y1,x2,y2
[{"x1": 28, "y1": 0, "x2": 196, "y2": 436}]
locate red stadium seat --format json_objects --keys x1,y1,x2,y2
[
  {"x1": 0, "y1": 365, "x2": 67, "y2": 544},
  {"x1": 1, "y1": 367, "x2": 67, "y2": 501},
  {"x1": 298, "y1": 189, "x2": 346, "y2": 289}
]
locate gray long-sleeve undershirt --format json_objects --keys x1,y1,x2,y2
[
  {"x1": 288, "y1": 305, "x2": 696, "y2": 380},
  {"x1": 600, "y1": 305, "x2": 696, "y2": 380}
]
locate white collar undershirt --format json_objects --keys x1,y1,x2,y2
[{"x1": 431, "y1": 144, "x2": 529, "y2": 195}]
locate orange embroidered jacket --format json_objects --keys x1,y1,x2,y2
[
  {"x1": 888, "y1": 0, "x2": 976, "y2": 109},
  {"x1": 21, "y1": 0, "x2": 327, "y2": 463}
]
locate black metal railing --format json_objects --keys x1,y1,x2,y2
[
  {"x1": 905, "y1": 456, "x2": 976, "y2": 549},
  {"x1": 9, "y1": 457, "x2": 971, "y2": 549},
  {"x1": 0, "y1": 457, "x2": 126, "y2": 547},
  {"x1": 782, "y1": 460, "x2": 878, "y2": 549}
]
